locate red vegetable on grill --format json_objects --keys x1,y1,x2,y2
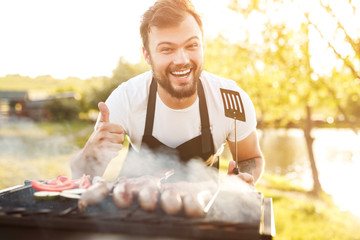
[
  {"x1": 31, "y1": 174, "x2": 91, "y2": 192},
  {"x1": 31, "y1": 180, "x2": 75, "y2": 192}
]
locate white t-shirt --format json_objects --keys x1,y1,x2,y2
[{"x1": 98, "y1": 70, "x2": 257, "y2": 153}]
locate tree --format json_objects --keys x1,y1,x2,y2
[
  {"x1": 45, "y1": 97, "x2": 81, "y2": 121},
  {"x1": 83, "y1": 57, "x2": 150, "y2": 110},
  {"x1": 300, "y1": 0, "x2": 360, "y2": 134},
  {"x1": 221, "y1": 0, "x2": 360, "y2": 194}
]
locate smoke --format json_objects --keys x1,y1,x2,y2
[
  {"x1": 117, "y1": 144, "x2": 262, "y2": 223},
  {"x1": 208, "y1": 174, "x2": 262, "y2": 223},
  {"x1": 118, "y1": 145, "x2": 219, "y2": 183}
]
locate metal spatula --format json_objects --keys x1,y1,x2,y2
[{"x1": 220, "y1": 88, "x2": 246, "y2": 174}]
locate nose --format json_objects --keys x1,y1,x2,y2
[{"x1": 173, "y1": 48, "x2": 189, "y2": 65}]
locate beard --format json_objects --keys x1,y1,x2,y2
[{"x1": 152, "y1": 62, "x2": 202, "y2": 99}]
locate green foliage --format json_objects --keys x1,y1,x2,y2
[
  {"x1": 0, "y1": 74, "x2": 103, "y2": 94},
  {"x1": 346, "y1": 93, "x2": 360, "y2": 119},
  {"x1": 45, "y1": 98, "x2": 81, "y2": 121},
  {"x1": 206, "y1": 0, "x2": 360, "y2": 130},
  {"x1": 83, "y1": 57, "x2": 150, "y2": 110}
]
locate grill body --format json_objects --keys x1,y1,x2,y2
[{"x1": 0, "y1": 184, "x2": 275, "y2": 240}]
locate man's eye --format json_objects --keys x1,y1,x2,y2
[
  {"x1": 188, "y1": 43, "x2": 199, "y2": 49},
  {"x1": 161, "y1": 48, "x2": 173, "y2": 53}
]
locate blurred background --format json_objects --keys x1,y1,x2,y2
[{"x1": 1, "y1": 0, "x2": 360, "y2": 239}]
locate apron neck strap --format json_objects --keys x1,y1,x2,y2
[
  {"x1": 144, "y1": 78, "x2": 157, "y2": 136},
  {"x1": 197, "y1": 80, "x2": 212, "y2": 153}
]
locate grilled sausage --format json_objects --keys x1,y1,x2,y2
[
  {"x1": 126, "y1": 175, "x2": 161, "y2": 196},
  {"x1": 138, "y1": 183, "x2": 159, "y2": 211},
  {"x1": 78, "y1": 181, "x2": 109, "y2": 211},
  {"x1": 160, "y1": 189, "x2": 182, "y2": 216},
  {"x1": 113, "y1": 179, "x2": 134, "y2": 208},
  {"x1": 183, "y1": 190, "x2": 212, "y2": 218}
]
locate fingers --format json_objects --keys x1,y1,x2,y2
[
  {"x1": 238, "y1": 173, "x2": 254, "y2": 185},
  {"x1": 94, "y1": 102, "x2": 125, "y2": 147},
  {"x1": 97, "y1": 102, "x2": 124, "y2": 134},
  {"x1": 102, "y1": 142, "x2": 123, "y2": 152},
  {"x1": 97, "y1": 130, "x2": 125, "y2": 144},
  {"x1": 98, "y1": 102, "x2": 110, "y2": 123},
  {"x1": 98, "y1": 122, "x2": 124, "y2": 134},
  {"x1": 228, "y1": 160, "x2": 254, "y2": 185},
  {"x1": 227, "y1": 160, "x2": 236, "y2": 174}
]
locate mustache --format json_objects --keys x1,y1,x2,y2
[{"x1": 168, "y1": 63, "x2": 194, "y2": 72}]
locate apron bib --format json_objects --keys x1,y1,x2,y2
[{"x1": 120, "y1": 78, "x2": 218, "y2": 178}]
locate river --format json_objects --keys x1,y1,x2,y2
[{"x1": 259, "y1": 128, "x2": 360, "y2": 217}]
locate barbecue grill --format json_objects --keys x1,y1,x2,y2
[{"x1": 0, "y1": 182, "x2": 275, "y2": 240}]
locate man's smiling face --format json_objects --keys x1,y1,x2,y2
[{"x1": 143, "y1": 13, "x2": 204, "y2": 99}]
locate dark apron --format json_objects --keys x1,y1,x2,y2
[{"x1": 120, "y1": 78, "x2": 218, "y2": 179}]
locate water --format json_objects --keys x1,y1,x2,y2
[{"x1": 260, "y1": 128, "x2": 360, "y2": 217}]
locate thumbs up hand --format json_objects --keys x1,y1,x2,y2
[
  {"x1": 71, "y1": 102, "x2": 125, "y2": 178},
  {"x1": 98, "y1": 102, "x2": 110, "y2": 123}
]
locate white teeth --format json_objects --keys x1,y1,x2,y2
[{"x1": 172, "y1": 69, "x2": 191, "y2": 75}]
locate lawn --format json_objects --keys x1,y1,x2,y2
[{"x1": 257, "y1": 174, "x2": 360, "y2": 240}]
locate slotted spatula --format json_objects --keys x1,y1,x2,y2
[{"x1": 220, "y1": 88, "x2": 246, "y2": 174}]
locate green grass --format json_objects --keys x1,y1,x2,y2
[
  {"x1": 257, "y1": 174, "x2": 360, "y2": 240},
  {"x1": 36, "y1": 120, "x2": 95, "y2": 147},
  {"x1": 0, "y1": 120, "x2": 95, "y2": 189},
  {"x1": 0, "y1": 155, "x2": 74, "y2": 188}
]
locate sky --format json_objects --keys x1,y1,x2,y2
[
  {"x1": 0, "y1": 0, "x2": 239, "y2": 79},
  {"x1": 0, "y1": 0, "x2": 355, "y2": 79}
]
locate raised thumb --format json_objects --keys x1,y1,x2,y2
[{"x1": 98, "y1": 102, "x2": 110, "y2": 122}]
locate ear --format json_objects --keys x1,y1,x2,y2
[{"x1": 142, "y1": 47, "x2": 151, "y2": 65}]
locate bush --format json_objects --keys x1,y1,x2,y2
[{"x1": 45, "y1": 98, "x2": 81, "y2": 121}]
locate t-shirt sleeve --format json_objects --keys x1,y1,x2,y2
[{"x1": 226, "y1": 88, "x2": 257, "y2": 142}]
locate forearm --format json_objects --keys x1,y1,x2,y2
[
  {"x1": 70, "y1": 149, "x2": 103, "y2": 179},
  {"x1": 70, "y1": 151, "x2": 84, "y2": 179},
  {"x1": 237, "y1": 156, "x2": 264, "y2": 184},
  {"x1": 227, "y1": 131, "x2": 265, "y2": 184}
]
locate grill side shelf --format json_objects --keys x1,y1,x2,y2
[{"x1": 260, "y1": 197, "x2": 276, "y2": 239}]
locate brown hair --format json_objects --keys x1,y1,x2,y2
[{"x1": 140, "y1": 0, "x2": 203, "y2": 53}]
